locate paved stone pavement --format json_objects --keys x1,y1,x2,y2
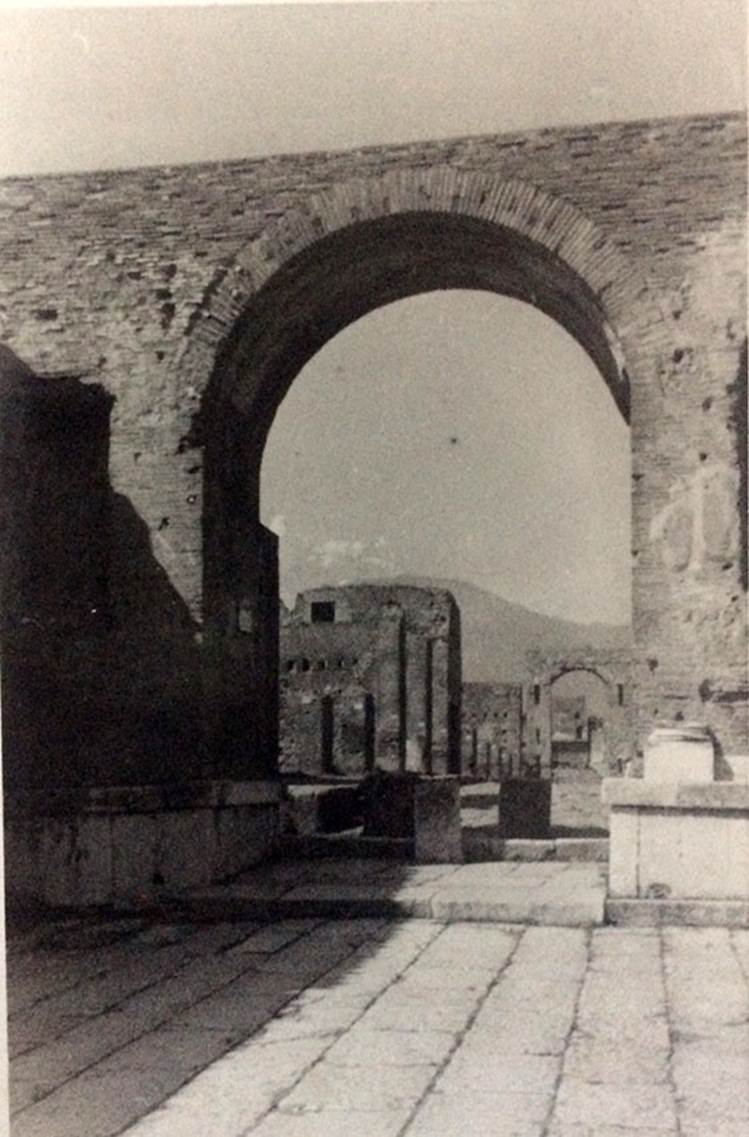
[
  {"x1": 7, "y1": 912, "x2": 749, "y2": 1137},
  {"x1": 174, "y1": 859, "x2": 606, "y2": 926}
]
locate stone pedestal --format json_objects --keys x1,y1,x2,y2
[
  {"x1": 414, "y1": 777, "x2": 462, "y2": 863},
  {"x1": 361, "y1": 770, "x2": 417, "y2": 838},
  {"x1": 4, "y1": 781, "x2": 282, "y2": 910},
  {"x1": 498, "y1": 778, "x2": 552, "y2": 839},
  {"x1": 603, "y1": 780, "x2": 749, "y2": 901},
  {"x1": 643, "y1": 724, "x2": 714, "y2": 783}
]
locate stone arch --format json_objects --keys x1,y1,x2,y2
[
  {"x1": 178, "y1": 170, "x2": 672, "y2": 432},
  {"x1": 176, "y1": 168, "x2": 670, "y2": 773},
  {"x1": 527, "y1": 651, "x2": 633, "y2": 777}
]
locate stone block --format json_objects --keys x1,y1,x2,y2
[
  {"x1": 607, "y1": 808, "x2": 640, "y2": 897},
  {"x1": 643, "y1": 724, "x2": 714, "y2": 783},
  {"x1": 111, "y1": 814, "x2": 158, "y2": 902},
  {"x1": 414, "y1": 776, "x2": 462, "y2": 863},
  {"x1": 75, "y1": 814, "x2": 114, "y2": 905},
  {"x1": 498, "y1": 779, "x2": 552, "y2": 839},
  {"x1": 361, "y1": 771, "x2": 417, "y2": 838},
  {"x1": 39, "y1": 818, "x2": 80, "y2": 908},
  {"x1": 157, "y1": 810, "x2": 216, "y2": 891},
  {"x1": 606, "y1": 779, "x2": 749, "y2": 902},
  {"x1": 722, "y1": 754, "x2": 749, "y2": 783},
  {"x1": 3, "y1": 821, "x2": 41, "y2": 903}
]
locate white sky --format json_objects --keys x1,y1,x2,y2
[
  {"x1": 0, "y1": 0, "x2": 744, "y2": 177},
  {"x1": 1, "y1": 1, "x2": 745, "y2": 624}
]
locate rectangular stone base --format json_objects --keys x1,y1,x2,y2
[
  {"x1": 603, "y1": 780, "x2": 749, "y2": 901},
  {"x1": 498, "y1": 778, "x2": 552, "y2": 839},
  {"x1": 414, "y1": 777, "x2": 462, "y2": 863},
  {"x1": 4, "y1": 780, "x2": 282, "y2": 909}
]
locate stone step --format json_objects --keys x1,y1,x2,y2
[
  {"x1": 463, "y1": 832, "x2": 609, "y2": 863},
  {"x1": 159, "y1": 860, "x2": 607, "y2": 928}
]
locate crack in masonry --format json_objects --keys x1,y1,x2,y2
[
  {"x1": 657, "y1": 927, "x2": 685, "y2": 1137},
  {"x1": 395, "y1": 926, "x2": 526, "y2": 1137},
  {"x1": 538, "y1": 927, "x2": 592, "y2": 1137},
  {"x1": 15, "y1": 918, "x2": 362, "y2": 1125},
  {"x1": 234, "y1": 919, "x2": 448, "y2": 1136}
]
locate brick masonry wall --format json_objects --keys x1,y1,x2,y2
[{"x1": 0, "y1": 112, "x2": 745, "y2": 786}]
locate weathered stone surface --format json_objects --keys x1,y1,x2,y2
[
  {"x1": 414, "y1": 776, "x2": 462, "y2": 863},
  {"x1": 606, "y1": 778, "x2": 749, "y2": 901},
  {"x1": 499, "y1": 778, "x2": 552, "y2": 838},
  {"x1": 10, "y1": 916, "x2": 749, "y2": 1137}
]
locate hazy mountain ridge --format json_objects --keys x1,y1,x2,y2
[{"x1": 365, "y1": 574, "x2": 632, "y2": 682}]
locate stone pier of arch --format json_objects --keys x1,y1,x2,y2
[{"x1": 0, "y1": 112, "x2": 746, "y2": 907}]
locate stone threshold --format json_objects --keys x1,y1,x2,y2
[
  {"x1": 606, "y1": 897, "x2": 749, "y2": 928},
  {"x1": 152, "y1": 861, "x2": 607, "y2": 928}
]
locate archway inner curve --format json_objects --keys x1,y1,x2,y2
[{"x1": 203, "y1": 210, "x2": 632, "y2": 507}]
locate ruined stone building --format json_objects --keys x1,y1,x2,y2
[
  {"x1": 0, "y1": 112, "x2": 745, "y2": 907},
  {"x1": 461, "y1": 682, "x2": 524, "y2": 779},
  {"x1": 279, "y1": 584, "x2": 462, "y2": 778}
]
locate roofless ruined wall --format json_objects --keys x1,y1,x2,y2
[{"x1": 0, "y1": 113, "x2": 745, "y2": 842}]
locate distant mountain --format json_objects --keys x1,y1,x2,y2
[{"x1": 365, "y1": 575, "x2": 631, "y2": 682}]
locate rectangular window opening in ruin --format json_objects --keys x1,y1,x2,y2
[{"x1": 311, "y1": 601, "x2": 336, "y2": 623}]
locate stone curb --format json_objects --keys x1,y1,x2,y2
[
  {"x1": 146, "y1": 891, "x2": 605, "y2": 928},
  {"x1": 605, "y1": 898, "x2": 749, "y2": 928}
]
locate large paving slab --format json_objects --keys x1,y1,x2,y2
[
  {"x1": 166, "y1": 858, "x2": 607, "y2": 927},
  {"x1": 7, "y1": 913, "x2": 749, "y2": 1137}
]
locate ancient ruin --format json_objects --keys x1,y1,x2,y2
[
  {"x1": 0, "y1": 111, "x2": 746, "y2": 906},
  {"x1": 279, "y1": 583, "x2": 462, "y2": 777},
  {"x1": 461, "y1": 682, "x2": 524, "y2": 779}
]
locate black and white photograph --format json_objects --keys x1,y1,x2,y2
[{"x1": 0, "y1": 1, "x2": 747, "y2": 1134}]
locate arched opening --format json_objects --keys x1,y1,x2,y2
[
  {"x1": 192, "y1": 190, "x2": 645, "y2": 777},
  {"x1": 263, "y1": 288, "x2": 631, "y2": 784},
  {"x1": 550, "y1": 668, "x2": 615, "y2": 775}
]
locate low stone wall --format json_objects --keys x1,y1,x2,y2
[
  {"x1": 604, "y1": 780, "x2": 749, "y2": 901},
  {"x1": 4, "y1": 780, "x2": 282, "y2": 909}
]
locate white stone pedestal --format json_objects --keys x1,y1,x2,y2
[
  {"x1": 643, "y1": 724, "x2": 714, "y2": 784},
  {"x1": 603, "y1": 780, "x2": 749, "y2": 901}
]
